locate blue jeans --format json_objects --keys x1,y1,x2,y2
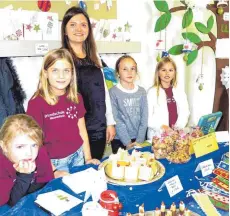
[{"x1": 51, "y1": 146, "x2": 84, "y2": 172}]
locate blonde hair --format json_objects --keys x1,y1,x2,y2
[
  {"x1": 33, "y1": 48, "x2": 79, "y2": 105},
  {"x1": 153, "y1": 57, "x2": 178, "y2": 96},
  {"x1": 0, "y1": 114, "x2": 43, "y2": 152}
]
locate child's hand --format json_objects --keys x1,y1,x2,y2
[
  {"x1": 54, "y1": 170, "x2": 70, "y2": 178},
  {"x1": 106, "y1": 125, "x2": 116, "y2": 143},
  {"x1": 13, "y1": 160, "x2": 36, "y2": 174},
  {"x1": 85, "y1": 158, "x2": 101, "y2": 165},
  {"x1": 126, "y1": 142, "x2": 136, "y2": 150}
]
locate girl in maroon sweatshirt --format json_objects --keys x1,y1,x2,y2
[
  {"x1": 27, "y1": 49, "x2": 100, "y2": 178},
  {"x1": 0, "y1": 114, "x2": 54, "y2": 207}
]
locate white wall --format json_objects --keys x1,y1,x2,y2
[
  {"x1": 13, "y1": 0, "x2": 216, "y2": 125},
  {"x1": 101, "y1": 0, "x2": 216, "y2": 125}
]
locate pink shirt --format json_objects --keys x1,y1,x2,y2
[
  {"x1": 27, "y1": 94, "x2": 86, "y2": 159},
  {"x1": 163, "y1": 86, "x2": 178, "y2": 127},
  {"x1": 0, "y1": 146, "x2": 54, "y2": 206}
]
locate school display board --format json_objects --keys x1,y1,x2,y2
[{"x1": 0, "y1": 0, "x2": 117, "y2": 20}]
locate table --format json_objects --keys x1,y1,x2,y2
[{"x1": 0, "y1": 143, "x2": 228, "y2": 216}]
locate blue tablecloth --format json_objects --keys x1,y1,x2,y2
[{"x1": 0, "y1": 143, "x2": 228, "y2": 216}]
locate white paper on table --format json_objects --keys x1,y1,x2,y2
[
  {"x1": 195, "y1": 159, "x2": 215, "y2": 177},
  {"x1": 63, "y1": 167, "x2": 107, "y2": 203},
  {"x1": 89, "y1": 167, "x2": 107, "y2": 202},
  {"x1": 165, "y1": 175, "x2": 183, "y2": 197},
  {"x1": 157, "y1": 175, "x2": 183, "y2": 197},
  {"x1": 215, "y1": 131, "x2": 229, "y2": 143},
  {"x1": 35, "y1": 190, "x2": 83, "y2": 216},
  {"x1": 62, "y1": 167, "x2": 97, "y2": 194}
]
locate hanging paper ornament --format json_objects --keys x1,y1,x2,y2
[
  {"x1": 196, "y1": 74, "x2": 204, "y2": 91},
  {"x1": 182, "y1": 41, "x2": 193, "y2": 53},
  {"x1": 156, "y1": 53, "x2": 161, "y2": 62},
  {"x1": 106, "y1": 0, "x2": 113, "y2": 10},
  {"x1": 161, "y1": 51, "x2": 169, "y2": 58},
  {"x1": 156, "y1": 39, "x2": 164, "y2": 49},
  {"x1": 79, "y1": 0, "x2": 87, "y2": 11},
  {"x1": 198, "y1": 83, "x2": 203, "y2": 91},
  {"x1": 217, "y1": 0, "x2": 228, "y2": 15},
  {"x1": 37, "y1": 0, "x2": 51, "y2": 12},
  {"x1": 183, "y1": 53, "x2": 188, "y2": 62},
  {"x1": 220, "y1": 66, "x2": 229, "y2": 89},
  {"x1": 65, "y1": 0, "x2": 72, "y2": 5}
]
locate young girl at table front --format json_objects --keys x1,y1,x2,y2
[
  {"x1": 0, "y1": 114, "x2": 54, "y2": 207},
  {"x1": 109, "y1": 55, "x2": 148, "y2": 153},
  {"x1": 147, "y1": 57, "x2": 190, "y2": 140},
  {"x1": 27, "y1": 49, "x2": 100, "y2": 176}
]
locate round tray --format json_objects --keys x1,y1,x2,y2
[{"x1": 98, "y1": 159, "x2": 165, "y2": 185}]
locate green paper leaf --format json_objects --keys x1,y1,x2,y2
[
  {"x1": 168, "y1": 44, "x2": 183, "y2": 55},
  {"x1": 182, "y1": 32, "x2": 201, "y2": 43},
  {"x1": 195, "y1": 22, "x2": 210, "y2": 34},
  {"x1": 187, "y1": 50, "x2": 198, "y2": 65},
  {"x1": 207, "y1": 15, "x2": 214, "y2": 31},
  {"x1": 154, "y1": 0, "x2": 169, "y2": 12},
  {"x1": 182, "y1": 8, "x2": 193, "y2": 29},
  {"x1": 154, "y1": 12, "x2": 172, "y2": 32}
]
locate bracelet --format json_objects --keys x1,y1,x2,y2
[{"x1": 53, "y1": 169, "x2": 58, "y2": 173}]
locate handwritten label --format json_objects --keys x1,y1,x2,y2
[
  {"x1": 35, "y1": 43, "x2": 49, "y2": 55},
  {"x1": 190, "y1": 133, "x2": 219, "y2": 158},
  {"x1": 223, "y1": 12, "x2": 229, "y2": 21},
  {"x1": 196, "y1": 159, "x2": 215, "y2": 177},
  {"x1": 165, "y1": 175, "x2": 183, "y2": 197}
]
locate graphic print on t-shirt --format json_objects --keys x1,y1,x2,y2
[
  {"x1": 44, "y1": 106, "x2": 78, "y2": 120},
  {"x1": 66, "y1": 106, "x2": 78, "y2": 119},
  {"x1": 166, "y1": 96, "x2": 176, "y2": 104}
]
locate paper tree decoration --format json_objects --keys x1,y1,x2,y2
[{"x1": 153, "y1": 0, "x2": 229, "y2": 131}]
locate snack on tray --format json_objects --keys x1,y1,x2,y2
[
  {"x1": 108, "y1": 149, "x2": 159, "y2": 181},
  {"x1": 152, "y1": 135, "x2": 174, "y2": 159}
]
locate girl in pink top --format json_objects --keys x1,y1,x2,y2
[
  {"x1": 0, "y1": 114, "x2": 54, "y2": 206},
  {"x1": 27, "y1": 48, "x2": 100, "y2": 178}
]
